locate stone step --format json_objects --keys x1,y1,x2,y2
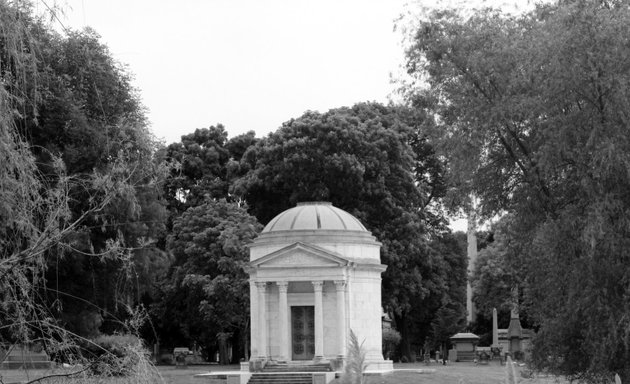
[
  {"x1": 249, "y1": 381, "x2": 312, "y2": 384},
  {"x1": 250, "y1": 379, "x2": 313, "y2": 382},
  {"x1": 249, "y1": 374, "x2": 313, "y2": 384},
  {"x1": 1, "y1": 361, "x2": 55, "y2": 369},
  {"x1": 252, "y1": 372, "x2": 313, "y2": 379},
  {"x1": 6, "y1": 355, "x2": 50, "y2": 362},
  {"x1": 250, "y1": 373, "x2": 313, "y2": 381},
  {"x1": 249, "y1": 380, "x2": 312, "y2": 384},
  {"x1": 264, "y1": 368, "x2": 329, "y2": 372},
  {"x1": 263, "y1": 363, "x2": 330, "y2": 372}
]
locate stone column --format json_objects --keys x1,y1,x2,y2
[
  {"x1": 312, "y1": 280, "x2": 324, "y2": 360},
  {"x1": 255, "y1": 282, "x2": 268, "y2": 359},
  {"x1": 277, "y1": 281, "x2": 289, "y2": 361},
  {"x1": 334, "y1": 280, "x2": 347, "y2": 357}
]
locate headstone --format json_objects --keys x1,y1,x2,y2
[
  {"x1": 0, "y1": 344, "x2": 54, "y2": 369},
  {"x1": 173, "y1": 347, "x2": 190, "y2": 369}
]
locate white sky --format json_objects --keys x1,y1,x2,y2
[
  {"x1": 51, "y1": 0, "x2": 531, "y2": 145},
  {"x1": 48, "y1": 0, "x2": 533, "y2": 232},
  {"x1": 52, "y1": 0, "x2": 408, "y2": 145}
]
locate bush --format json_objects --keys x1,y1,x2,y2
[
  {"x1": 382, "y1": 328, "x2": 401, "y2": 360},
  {"x1": 86, "y1": 334, "x2": 143, "y2": 376}
]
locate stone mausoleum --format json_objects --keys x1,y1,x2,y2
[{"x1": 246, "y1": 202, "x2": 392, "y2": 371}]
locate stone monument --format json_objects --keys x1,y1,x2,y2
[{"x1": 246, "y1": 202, "x2": 392, "y2": 371}]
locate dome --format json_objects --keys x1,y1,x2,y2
[{"x1": 262, "y1": 202, "x2": 367, "y2": 233}]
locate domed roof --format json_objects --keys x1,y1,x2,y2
[{"x1": 262, "y1": 202, "x2": 367, "y2": 233}]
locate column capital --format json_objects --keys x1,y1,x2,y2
[
  {"x1": 312, "y1": 280, "x2": 324, "y2": 291},
  {"x1": 255, "y1": 281, "x2": 268, "y2": 290},
  {"x1": 333, "y1": 280, "x2": 346, "y2": 290},
  {"x1": 277, "y1": 281, "x2": 289, "y2": 292}
]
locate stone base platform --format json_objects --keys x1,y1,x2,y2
[{"x1": 195, "y1": 367, "x2": 395, "y2": 384}]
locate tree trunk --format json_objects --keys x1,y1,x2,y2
[
  {"x1": 394, "y1": 312, "x2": 412, "y2": 361},
  {"x1": 217, "y1": 332, "x2": 231, "y2": 365},
  {"x1": 242, "y1": 325, "x2": 249, "y2": 361},
  {"x1": 231, "y1": 329, "x2": 243, "y2": 364}
]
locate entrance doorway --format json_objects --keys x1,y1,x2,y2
[{"x1": 291, "y1": 306, "x2": 315, "y2": 360}]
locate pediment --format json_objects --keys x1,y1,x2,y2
[{"x1": 250, "y1": 242, "x2": 350, "y2": 269}]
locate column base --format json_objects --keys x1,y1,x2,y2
[
  {"x1": 248, "y1": 358, "x2": 268, "y2": 372},
  {"x1": 363, "y1": 358, "x2": 393, "y2": 371}
]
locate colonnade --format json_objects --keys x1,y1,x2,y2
[{"x1": 254, "y1": 280, "x2": 347, "y2": 361}]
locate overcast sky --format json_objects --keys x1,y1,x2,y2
[
  {"x1": 54, "y1": 0, "x2": 410, "y2": 144},
  {"x1": 54, "y1": 0, "x2": 531, "y2": 144}
]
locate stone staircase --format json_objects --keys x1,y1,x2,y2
[
  {"x1": 249, "y1": 373, "x2": 314, "y2": 384},
  {"x1": 263, "y1": 362, "x2": 331, "y2": 372},
  {"x1": 248, "y1": 362, "x2": 332, "y2": 384}
]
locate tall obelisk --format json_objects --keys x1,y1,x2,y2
[
  {"x1": 466, "y1": 212, "x2": 477, "y2": 324},
  {"x1": 492, "y1": 308, "x2": 499, "y2": 348}
]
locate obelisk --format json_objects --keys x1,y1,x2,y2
[
  {"x1": 492, "y1": 307, "x2": 499, "y2": 348},
  {"x1": 466, "y1": 213, "x2": 477, "y2": 324}
]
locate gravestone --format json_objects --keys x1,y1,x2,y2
[
  {"x1": 0, "y1": 344, "x2": 54, "y2": 369},
  {"x1": 173, "y1": 347, "x2": 190, "y2": 369}
]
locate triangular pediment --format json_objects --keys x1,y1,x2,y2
[{"x1": 251, "y1": 242, "x2": 350, "y2": 268}]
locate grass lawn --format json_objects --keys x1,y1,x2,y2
[
  {"x1": 368, "y1": 362, "x2": 567, "y2": 384},
  {"x1": 158, "y1": 364, "x2": 239, "y2": 384},
  {"x1": 146, "y1": 362, "x2": 568, "y2": 384},
  {"x1": 1, "y1": 362, "x2": 566, "y2": 384}
]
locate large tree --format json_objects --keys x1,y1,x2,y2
[
  {"x1": 156, "y1": 199, "x2": 261, "y2": 363},
  {"x1": 404, "y1": 1, "x2": 630, "y2": 381},
  {"x1": 233, "y1": 102, "x2": 456, "y2": 359},
  {"x1": 0, "y1": 0, "x2": 168, "y2": 351}
]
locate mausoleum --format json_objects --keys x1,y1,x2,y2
[{"x1": 246, "y1": 202, "x2": 392, "y2": 371}]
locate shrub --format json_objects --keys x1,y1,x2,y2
[
  {"x1": 382, "y1": 328, "x2": 401, "y2": 360},
  {"x1": 86, "y1": 334, "x2": 143, "y2": 376}
]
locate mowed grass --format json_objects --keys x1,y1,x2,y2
[
  {"x1": 1, "y1": 362, "x2": 566, "y2": 384},
  {"x1": 371, "y1": 362, "x2": 566, "y2": 384}
]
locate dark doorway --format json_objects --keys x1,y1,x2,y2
[{"x1": 291, "y1": 306, "x2": 315, "y2": 360}]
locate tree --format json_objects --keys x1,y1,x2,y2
[
  {"x1": 157, "y1": 199, "x2": 261, "y2": 363},
  {"x1": 233, "y1": 102, "x2": 453, "y2": 359},
  {"x1": 403, "y1": 1, "x2": 630, "y2": 381},
  {"x1": 428, "y1": 232, "x2": 468, "y2": 353},
  {"x1": 164, "y1": 126, "x2": 231, "y2": 212},
  {"x1": 469, "y1": 217, "x2": 534, "y2": 345},
  {"x1": 0, "y1": 6, "x2": 168, "y2": 381},
  {"x1": 164, "y1": 127, "x2": 259, "y2": 214}
]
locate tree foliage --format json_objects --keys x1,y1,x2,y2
[
  {"x1": 0, "y1": 3, "x2": 167, "y2": 374},
  {"x1": 164, "y1": 127, "x2": 259, "y2": 214},
  {"x1": 156, "y1": 199, "x2": 261, "y2": 363},
  {"x1": 404, "y1": 1, "x2": 630, "y2": 381}
]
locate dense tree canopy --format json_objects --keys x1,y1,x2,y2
[
  {"x1": 155, "y1": 199, "x2": 261, "y2": 363},
  {"x1": 404, "y1": 0, "x2": 630, "y2": 381}
]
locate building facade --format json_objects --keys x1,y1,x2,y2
[{"x1": 247, "y1": 202, "x2": 392, "y2": 370}]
